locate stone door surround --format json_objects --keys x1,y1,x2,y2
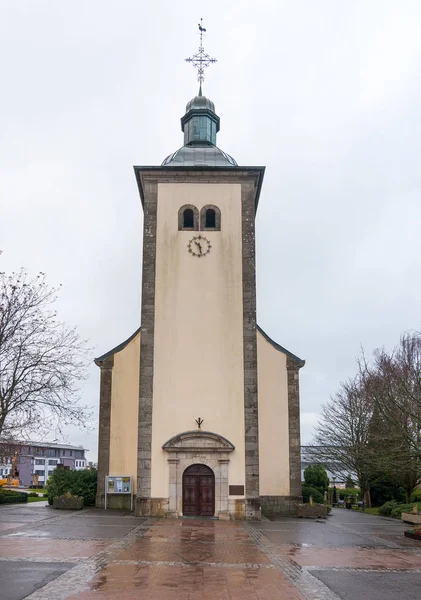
[{"x1": 162, "y1": 430, "x2": 235, "y2": 518}]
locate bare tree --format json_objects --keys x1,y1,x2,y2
[
  {"x1": 0, "y1": 268, "x2": 91, "y2": 442},
  {"x1": 314, "y1": 333, "x2": 421, "y2": 505},
  {"x1": 360, "y1": 334, "x2": 421, "y2": 500},
  {"x1": 312, "y1": 375, "x2": 375, "y2": 505}
]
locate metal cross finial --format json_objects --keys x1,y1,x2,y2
[
  {"x1": 185, "y1": 18, "x2": 217, "y2": 85},
  {"x1": 195, "y1": 417, "x2": 204, "y2": 429}
]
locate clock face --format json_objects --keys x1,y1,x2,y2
[{"x1": 188, "y1": 235, "x2": 211, "y2": 257}]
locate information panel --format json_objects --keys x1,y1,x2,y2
[{"x1": 105, "y1": 475, "x2": 133, "y2": 510}]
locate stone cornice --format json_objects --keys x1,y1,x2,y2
[{"x1": 162, "y1": 430, "x2": 235, "y2": 453}]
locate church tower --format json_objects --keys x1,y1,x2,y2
[
  {"x1": 95, "y1": 25, "x2": 304, "y2": 519},
  {"x1": 134, "y1": 78, "x2": 264, "y2": 518}
]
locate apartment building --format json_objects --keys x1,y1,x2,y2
[{"x1": 0, "y1": 442, "x2": 88, "y2": 487}]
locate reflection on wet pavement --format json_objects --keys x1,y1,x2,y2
[{"x1": 1, "y1": 504, "x2": 421, "y2": 599}]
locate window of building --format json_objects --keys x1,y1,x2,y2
[
  {"x1": 35, "y1": 459, "x2": 44, "y2": 465},
  {"x1": 34, "y1": 469, "x2": 45, "y2": 476},
  {"x1": 200, "y1": 205, "x2": 221, "y2": 231},
  {"x1": 48, "y1": 459, "x2": 58, "y2": 466},
  {"x1": 178, "y1": 205, "x2": 199, "y2": 231},
  {"x1": 205, "y1": 209, "x2": 216, "y2": 228},
  {"x1": 183, "y1": 209, "x2": 194, "y2": 228}
]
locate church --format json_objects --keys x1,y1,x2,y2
[{"x1": 95, "y1": 33, "x2": 305, "y2": 519}]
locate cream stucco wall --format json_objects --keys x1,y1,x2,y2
[
  {"x1": 109, "y1": 333, "x2": 140, "y2": 488},
  {"x1": 151, "y1": 182, "x2": 245, "y2": 499},
  {"x1": 257, "y1": 331, "x2": 290, "y2": 496}
]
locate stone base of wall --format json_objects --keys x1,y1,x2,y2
[
  {"x1": 131, "y1": 497, "x2": 257, "y2": 520},
  {"x1": 260, "y1": 495, "x2": 302, "y2": 517},
  {"x1": 96, "y1": 493, "x2": 133, "y2": 510},
  {"x1": 135, "y1": 496, "x2": 151, "y2": 516},
  {"x1": 108, "y1": 495, "x2": 133, "y2": 510},
  {"x1": 151, "y1": 497, "x2": 170, "y2": 517},
  {"x1": 245, "y1": 498, "x2": 261, "y2": 520},
  {"x1": 228, "y1": 498, "x2": 245, "y2": 520},
  {"x1": 96, "y1": 493, "x2": 105, "y2": 509}
]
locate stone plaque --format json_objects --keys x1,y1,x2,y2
[{"x1": 229, "y1": 485, "x2": 244, "y2": 496}]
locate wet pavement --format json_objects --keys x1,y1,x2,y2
[{"x1": 0, "y1": 504, "x2": 420, "y2": 599}]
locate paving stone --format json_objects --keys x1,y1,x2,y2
[
  {"x1": 310, "y1": 570, "x2": 421, "y2": 600},
  {"x1": 0, "y1": 560, "x2": 74, "y2": 600},
  {"x1": 2, "y1": 503, "x2": 421, "y2": 599},
  {"x1": 0, "y1": 538, "x2": 112, "y2": 559},
  {"x1": 278, "y1": 546, "x2": 421, "y2": 570}
]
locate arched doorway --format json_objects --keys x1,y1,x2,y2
[{"x1": 182, "y1": 464, "x2": 215, "y2": 517}]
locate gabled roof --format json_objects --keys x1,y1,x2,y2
[
  {"x1": 94, "y1": 327, "x2": 141, "y2": 365},
  {"x1": 257, "y1": 325, "x2": 305, "y2": 367},
  {"x1": 94, "y1": 324, "x2": 304, "y2": 368}
]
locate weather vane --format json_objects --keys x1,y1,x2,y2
[
  {"x1": 195, "y1": 417, "x2": 204, "y2": 429},
  {"x1": 185, "y1": 18, "x2": 217, "y2": 86}
]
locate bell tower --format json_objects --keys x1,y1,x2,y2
[{"x1": 134, "y1": 24, "x2": 265, "y2": 519}]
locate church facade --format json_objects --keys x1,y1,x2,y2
[{"x1": 95, "y1": 88, "x2": 304, "y2": 519}]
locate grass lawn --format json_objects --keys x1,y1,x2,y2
[
  {"x1": 362, "y1": 507, "x2": 380, "y2": 515},
  {"x1": 27, "y1": 496, "x2": 47, "y2": 502}
]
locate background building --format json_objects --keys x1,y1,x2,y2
[
  {"x1": 0, "y1": 442, "x2": 87, "y2": 487},
  {"x1": 301, "y1": 446, "x2": 356, "y2": 488}
]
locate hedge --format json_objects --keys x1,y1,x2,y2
[
  {"x1": 0, "y1": 490, "x2": 28, "y2": 504},
  {"x1": 378, "y1": 500, "x2": 421, "y2": 518},
  {"x1": 410, "y1": 489, "x2": 421, "y2": 503},
  {"x1": 337, "y1": 488, "x2": 360, "y2": 501},
  {"x1": 390, "y1": 502, "x2": 421, "y2": 519},
  {"x1": 302, "y1": 485, "x2": 324, "y2": 504},
  {"x1": 47, "y1": 468, "x2": 97, "y2": 506},
  {"x1": 378, "y1": 500, "x2": 399, "y2": 516}
]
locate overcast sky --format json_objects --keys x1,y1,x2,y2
[{"x1": 1, "y1": 1, "x2": 421, "y2": 462}]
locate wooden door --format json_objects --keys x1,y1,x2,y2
[
  {"x1": 183, "y1": 473, "x2": 199, "y2": 516},
  {"x1": 183, "y1": 465, "x2": 215, "y2": 517},
  {"x1": 199, "y1": 474, "x2": 214, "y2": 516}
]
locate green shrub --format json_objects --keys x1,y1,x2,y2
[
  {"x1": 28, "y1": 492, "x2": 39, "y2": 497},
  {"x1": 390, "y1": 502, "x2": 421, "y2": 518},
  {"x1": 47, "y1": 468, "x2": 97, "y2": 506},
  {"x1": 337, "y1": 488, "x2": 360, "y2": 501},
  {"x1": 304, "y1": 465, "x2": 329, "y2": 493},
  {"x1": 43, "y1": 493, "x2": 48, "y2": 497},
  {"x1": 0, "y1": 491, "x2": 28, "y2": 504},
  {"x1": 410, "y1": 489, "x2": 421, "y2": 503},
  {"x1": 378, "y1": 500, "x2": 399, "y2": 517},
  {"x1": 302, "y1": 485, "x2": 324, "y2": 504}
]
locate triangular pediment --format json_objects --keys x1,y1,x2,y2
[{"x1": 162, "y1": 430, "x2": 235, "y2": 453}]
